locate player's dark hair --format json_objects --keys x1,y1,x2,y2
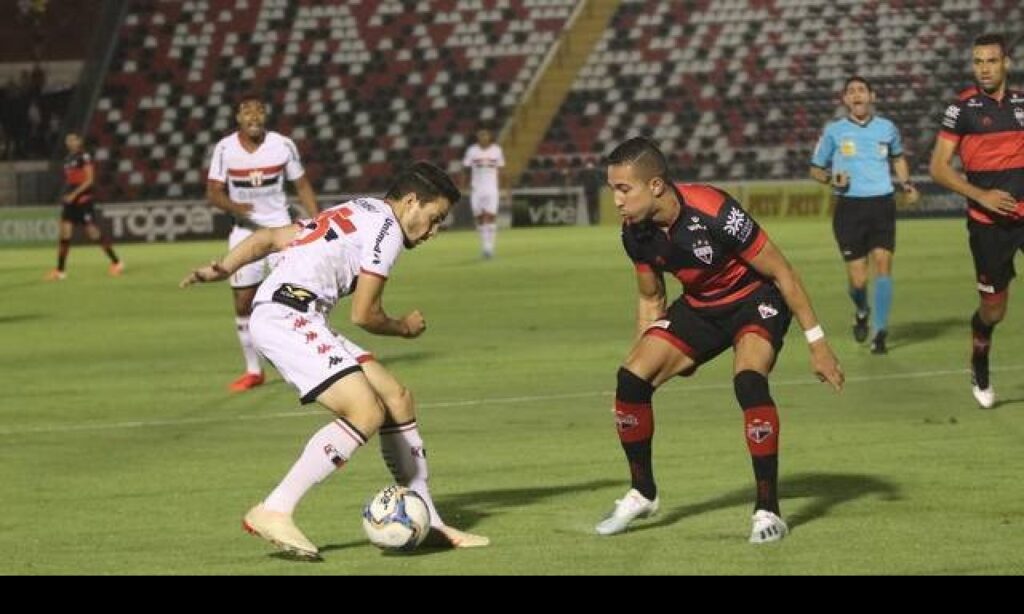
[
  {"x1": 843, "y1": 75, "x2": 872, "y2": 93},
  {"x1": 605, "y1": 136, "x2": 670, "y2": 181},
  {"x1": 385, "y1": 161, "x2": 462, "y2": 205},
  {"x1": 973, "y1": 33, "x2": 1007, "y2": 56},
  {"x1": 236, "y1": 93, "x2": 264, "y2": 110}
]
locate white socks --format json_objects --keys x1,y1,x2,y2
[
  {"x1": 235, "y1": 316, "x2": 262, "y2": 374},
  {"x1": 479, "y1": 223, "x2": 497, "y2": 256},
  {"x1": 263, "y1": 419, "x2": 366, "y2": 514},
  {"x1": 380, "y1": 421, "x2": 442, "y2": 527}
]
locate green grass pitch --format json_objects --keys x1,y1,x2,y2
[{"x1": 1, "y1": 217, "x2": 1022, "y2": 574}]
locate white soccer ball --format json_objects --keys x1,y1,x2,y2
[{"x1": 361, "y1": 485, "x2": 431, "y2": 551}]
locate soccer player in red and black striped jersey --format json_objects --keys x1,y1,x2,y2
[
  {"x1": 929, "y1": 33, "x2": 1024, "y2": 409},
  {"x1": 595, "y1": 137, "x2": 843, "y2": 543},
  {"x1": 45, "y1": 132, "x2": 122, "y2": 281}
]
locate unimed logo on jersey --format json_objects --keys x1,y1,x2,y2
[{"x1": 373, "y1": 218, "x2": 394, "y2": 265}]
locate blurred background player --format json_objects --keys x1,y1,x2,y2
[
  {"x1": 462, "y1": 128, "x2": 505, "y2": 259},
  {"x1": 929, "y1": 33, "x2": 1024, "y2": 409},
  {"x1": 206, "y1": 95, "x2": 319, "y2": 392},
  {"x1": 597, "y1": 137, "x2": 843, "y2": 543},
  {"x1": 182, "y1": 162, "x2": 488, "y2": 558},
  {"x1": 810, "y1": 76, "x2": 919, "y2": 354},
  {"x1": 45, "y1": 131, "x2": 122, "y2": 281}
]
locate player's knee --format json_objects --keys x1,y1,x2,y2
[
  {"x1": 617, "y1": 366, "x2": 654, "y2": 403},
  {"x1": 980, "y1": 300, "x2": 1007, "y2": 324},
  {"x1": 734, "y1": 370, "x2": 772, "y2": 410}
]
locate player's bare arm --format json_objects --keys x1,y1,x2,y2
[
  {"x1": 350, "y1": 273, "x2": 424, "y2": 338},
  {"x1": 634, "y1": 268, "x2": 666, "y2": 340},
  {"x1": 180, "y1": 224, "x2": 298, "y2": 287},
  {"x1": 929, "y1": 137, "x2": 1016, "y2": 214},
  {"x1": 64, "y1": 163, "x2": 93, "y2": 204},
  {"x1": 747, "y1": 239, "x2": 845, "y2": 391},
  {"x1": 206, "y1": 179, "x2": 255, "y2": 218},
  {"x1": 292, "y1": 175, "x2": 320, "y2": 217}
]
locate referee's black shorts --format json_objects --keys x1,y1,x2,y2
[{"x1": 832, "y1": 194, "x2": 895, "y2": 261}]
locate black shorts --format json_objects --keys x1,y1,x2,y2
[
  {"x1": 832, "y1": 194, "x2": 895, "y2": 261},
  {"x1": 61, "y1": 202, "x2": 98, "y2": 225},
  {"x1": 644, "y1": 283, "x2": 793, "y2": 376},
  {"x1": 967, "y1": 219, "x2": 1024, "y2": 297}
]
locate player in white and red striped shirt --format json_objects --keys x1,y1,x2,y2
[{"x1": 207, "y1": 95, "x2": 320, "y2": 392}]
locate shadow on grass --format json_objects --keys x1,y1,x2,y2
[
  {"x1": 375, "y1": 350, "x2": 436, "y2": 366},
  {"x1": 0, "y1": 314, "x2": 43, "y2": 324},
  {"x1": 636, "y1": 471, "x2": 901, "y2": 534},
  {"x1": 888, "y1": 317, "x2": 965, "y2": 349}
]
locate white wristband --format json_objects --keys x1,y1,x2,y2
[{"x1": 804, "y1": 325, "x2": 825, "y2": 344}]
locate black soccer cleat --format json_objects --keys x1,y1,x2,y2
[
  {"x1": 870, "y1": 330, "x2": 888, "y2": 354},
  {"x1": 853, "y1": 311, "x2": 870, "y2": 343}
]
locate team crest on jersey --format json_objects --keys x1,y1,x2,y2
[
  {"x1": 1014, "y1": 107, "x2": 1024, "y2": 127},
  {"x1": 248, "y1": 170, "x2": 264, "y2": 186},
  {"x1": 757, "y1": 302, "x2": 779, "y2": 319},
  {"x1": 693, "y1": 241, "x2": 714, "y2": 264}
]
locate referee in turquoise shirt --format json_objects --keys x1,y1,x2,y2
[{"x1": 810, "y1": 76, "x2": 919, "y2": 354}]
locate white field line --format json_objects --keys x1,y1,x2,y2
[{"x1": 2, "y1": 365, "x2": 1021, "y2": 437}]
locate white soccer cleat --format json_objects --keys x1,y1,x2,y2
[
  {"x1": 243, "y1": 504, "x2": 320, "y2": 560},
  {"x1": 749, "y1": 509, "x2": 788, "y2": 544},
  {"x1": 595, "y1": 488, "x2": 660, "y2": 536},
  {"x1": 972, "y1": 384, "x2": 996, "y2": 409},
  {"x1": 430, "y1": 525, "x2": 491, "y2": 548}
]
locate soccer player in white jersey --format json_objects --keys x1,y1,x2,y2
[
  {"x1": 182, "y1": 162, "x2": 489, "y2": 558},
  {"x1": 462, "y1": 129, "x2": 505, "y2": 258},
  {"x1": 207, "y1": 96, "x2": 320, "y2": 392}
]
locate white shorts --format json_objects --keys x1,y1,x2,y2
[
  {"x1": 249, "y1": 302, "x2": 373, "y2": 404},
  {"x1": 228, "y1": 226, "x2": 282, "y2": 288},
  {"x1": 471, "y1": 191, "x2": 499, "y2": 216}
]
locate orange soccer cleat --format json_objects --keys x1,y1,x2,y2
[
  {"x1": 109, "y1": 261, "x2": 125, "y2": 277},
  {"x1": 229, "y1": 372, "x2": 265, "y2": 392},
  {"x1": 44, "y1": 269, "x2": 67, "y2": 281}
]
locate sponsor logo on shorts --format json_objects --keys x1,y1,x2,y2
[
  {"x1": 317, "y1": 343, "x2": 334, "y2": 355},
  {"x1": 977, "y1": 282, "x2": 995, "y2": 294},
  {"x1": 328, "y1": 355, "x2": 345, "y2": 368}
]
